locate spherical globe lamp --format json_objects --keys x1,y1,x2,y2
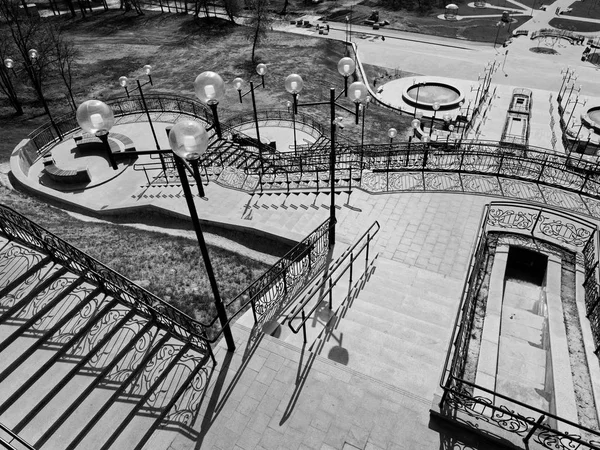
[
  {"x1": 233, "y1": 77, "x2": 244, "y2": 91},
  {"x1": 256, "y1": 63, "x2": 267, "y2": 76},
  {"x1": 169, "y1": 120, "x2": 209, "y2": 161},
  {"x1": 118, "y1": 76, "x2": 128, "y2": 87},
  {"x1": 285, "y1": 74, "x2": 304, "y2": 94},
  {"x1": 348, "y1": 81, "x2": 368, "y2": 103},
  {"x1": 337, "y1": 57, "x2": 356, "y2": 77},
  {"x1": 4, "y1": 58, "x2": 14, "y2": 69},
  {"x1": 194, "y1": 71, "x2": 226, "y2": 105},
  {"x1": 411, "y1": 119, "x2": 421, "y2": 129},
  {"x1": 143, "y1": 65, "x2": 152, "y2": 75},
  {"x1": 76, "y1": 100, "x2": 115, "y2": 134},
  {"x1": 388, "y1": 128, "x2": 398, "y2": 139}
]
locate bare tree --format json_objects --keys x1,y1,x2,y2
[
  {"x1": 0, "y1": 29, "x2": 23, "y2": 115},
  {"x1": 0, "y1": 0, "x2": 57, "y2": 120},
  {"x1": 246, "y1": 0, "x2": 271, "y2": 64},
  {"x1": 46, "y1": 23, "x2": 79, "y2": 111}
]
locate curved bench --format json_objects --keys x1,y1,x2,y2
[
  {"x1": 44, "y1": 163, "x2": 90, "y2": 184},
  {"x1": 74, "y1": 132, "x2": 136, "y2": 152}
]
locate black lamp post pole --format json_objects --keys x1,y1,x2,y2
[
  {"x1": 96, "y1": 130, "x2": 118, "y2": 170},
  {"x1": 137, "y1": 79, "x2": 160, "y2": 150},
  {"x1": 329, "y1": 88, "x2": 336, "y2": 249},
  {"x1": 173, "y1": 155, "x2": 235, "y2": 352},
  {"x1": 209, "y1": 103, "x2": 222, "y2": 139}
]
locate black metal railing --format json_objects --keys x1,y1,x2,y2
[
  {"x1": 439, "y1": 201, "x2": 600, "y2": 450},
  {"x1": 287, "y1": 221, "x2": 380, "y2": 342},
  {"x1": 200, "y1": 218, "x2": 334, "y2": 340},
  {"x1": 0, "y1": 422, "x2": 35, "y2": 450},
  {"x1": 23, "y1": 94, "x2": 213, "y2": 158},
  {"x1": 0, "y1": 204, "x2": 213, "y2": 357},
  {"x1": 221, "y1": 109, "x2": 326, "y2": 137}
]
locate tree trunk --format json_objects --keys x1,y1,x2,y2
[
  {"x1": 280, "y1": 0, "x2": 288, "y2": 15},
  {"x1": 66, "y1": 0, "x2": 77, "y2": 17}
]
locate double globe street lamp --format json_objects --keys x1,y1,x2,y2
[{"x1": 284, "y1": 65, "x2": 368, "y2": 248}]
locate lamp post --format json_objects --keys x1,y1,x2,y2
[
  {"x1": 558, "y1": 68, "x2": 576, "y2": 103},
  {"x1": 76, "y1": 100, "x2": 118, "y2": 170},
  {"x1": 566, "y1": 95, "x2": 587, "y2": 129},
  {"x1": 413, "y1": 79, "x2": 422, "y2": 118},
  {"x1": 194, "y1": 71, "x2": 226, "y2": 139},
  {"x1": 285, "y1": 73, "x2": 367, "y2": 248},
  {"x1": 2, "y1": 58, "x2": 23, "y2": 115},
  {"x1": 411, "y1": 118, "x2": 421, "y2": 139},
  {"x1": 232, "y1": 63, "x2": 269, "y2": 153},
  {"x1": 429, "y1": 102, "x2": 440, "y2": 137},
  {"x1": 388, "y1": 127, "x2": 397, "y2": 144},
  {"x1": 337, "y1": 57, "x2": 356, "y2": 97},
  {"x1": 6, "y1": 49, "x2": 60, "y2": 138},
  {"x1": 168, "y1": 120, "x2": 235, "y2": 352},
  {"x1": 360, "y1": 95, "x2": 370, "y2": 149},
  {"x1": 119, "y1": 65, "x2": 159, "y2": 149}
]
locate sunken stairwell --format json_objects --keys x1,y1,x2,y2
[{"x1": 0, "y1": 232, "x2": 212, "y2": 450}]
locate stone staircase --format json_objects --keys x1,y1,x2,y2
[
  {"x1": 0, "y1": 234, "x2": 212, "y2": 450},
  {"x1": 279, "y1": 256, "x2": 465, "y2": 399}
]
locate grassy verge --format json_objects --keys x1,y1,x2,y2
[
  {"x1": 548, "y1": 16, "x2": 600, "y2": 32},
  {"x1": 0, "y1": 186, "x2": 271, "y2": 324},
  {"x1": 565, "y1": 0, "x2": 600, "y2": 20}
]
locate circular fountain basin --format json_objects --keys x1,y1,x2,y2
[
  {"x1": 402, "y1": 81, "x2": 464, "y2": 110},
  {"x1": 582, "y1": 107, "x2": 600, "y2": 134}
]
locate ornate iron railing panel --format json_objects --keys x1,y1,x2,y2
[
  {"x1": 222, "y1": 109, "x2": 325, "y2": 137},
  {"x1": 201, "y1": 218, "x2": 333, "y2": 337},
  {"x1": 439, "y1": 201, "x2": 600, "y2": 450},
  {"x1": 0, "y1": 204, "x2": 212, "y2": 354}
]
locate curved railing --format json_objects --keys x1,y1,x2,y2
[
  {"x1": 439, "y1": 201, "x2": 600, "y2": 450},
  {"x1": 221, "y1": 109, "x2": 326, "y2": 138},
  {"x1": 0, "y1": 204, "x2": 213, "y2": 357},
  {"x1": 254, "y1": 140, "x2": 600, "y2": 199},
  {"x1": 25, "y1": 94, "x2": 213, "y2": 157}
]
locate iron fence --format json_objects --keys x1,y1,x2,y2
[
  {"x1": 221, "y1": 109, "x2": 326, "y2": 137},
  {"x1": 439, "y1": 201, "x2": 600, "y2": 450},
  {"x1": 201, "y1": 218, "x2": 334, "y2": 337},
  {"x1": 0, "y1": 204, "x2": 213, "y2": 357},
  {"x1": 25, "y1": 94, "x2": 212, "y2": 157}
]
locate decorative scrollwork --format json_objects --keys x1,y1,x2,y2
[
  {"x1": 537, "y1": 215, "x2": 592, "y2": 247},
  {"x1": 487, "y1": 207, "x2": 536, "y2": 230}
]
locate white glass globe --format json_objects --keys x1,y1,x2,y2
[
  {"x1": 76, "y1": 100, "x2": 115, "y2": 134},
  {"x1": 169, "y1": 120, "x2": 209, "y2": 161},
  {"x1": 194, "y1": 71, "x2": 226, "y2": 104}
]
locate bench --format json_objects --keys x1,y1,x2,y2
[
  {"x1": 44, "y1": 163, "x2": 91, "y2": 184},
  {"x1": 74, "y1": 132, "x2": 136, "y2": 152}
]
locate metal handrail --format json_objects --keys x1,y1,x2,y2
[
  {"x1": 25, "y1": 94, "x2": 213, "y2": 156},
  {"x1": 0, "y1": 204, "x2": 213, "y2": 357},
  {"x1": 439, "y1": 201, "x2": 600, "y2": 450},
  {"x1": 221, "y1": 109, "x2": 326, "y2": 136},
  {"x1": 287, "y1": 221, "x2": 380, "y2": 340},
  {"x1": 0, "y1": 422, "x2": 35, "y2": 450},
  {"x1": 199, "y1": 218, "x2": 334, "y2": 342}
]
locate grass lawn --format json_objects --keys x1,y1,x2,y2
[
  {"x1": 548, "y1": 16, "x2": 600, "y2": 31},
  {"x1": 566, "y1": 0, "x2": 600, "y2": 19},
  {"x1": 0, "y1": 186, "x2": 271, "y2": 332}
]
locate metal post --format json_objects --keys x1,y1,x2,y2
[
  {"x1": 329, "y1": 88, "x2": 336, "y2": 249},
  {"x1": 173, "y1": 156, "x2": 235, "y2": 351},
  {"x1": 344, "y1": 76, "x2": 348, "y2": 97},
  {"x1": 414, "y1": 82, "x2": 421, "y2": 118},
  {"x1": 192, "y1": 160, "x2": 205, "y2": 197},
  {"x1": 250, "y1": 81, "x2": 265, "y2": 188},
  {"x1": 96, "y1": 131, "x2": 118, "y2": 170},
  {"x1": 429, "y1": 109, "x2": 437, "y2": 137},
  {"x1": 209, "y1": 103, "x2": 222, "y2": 139},
  {"x1": 292, "y1": 107, "x2": 297, "y2": 153}
]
